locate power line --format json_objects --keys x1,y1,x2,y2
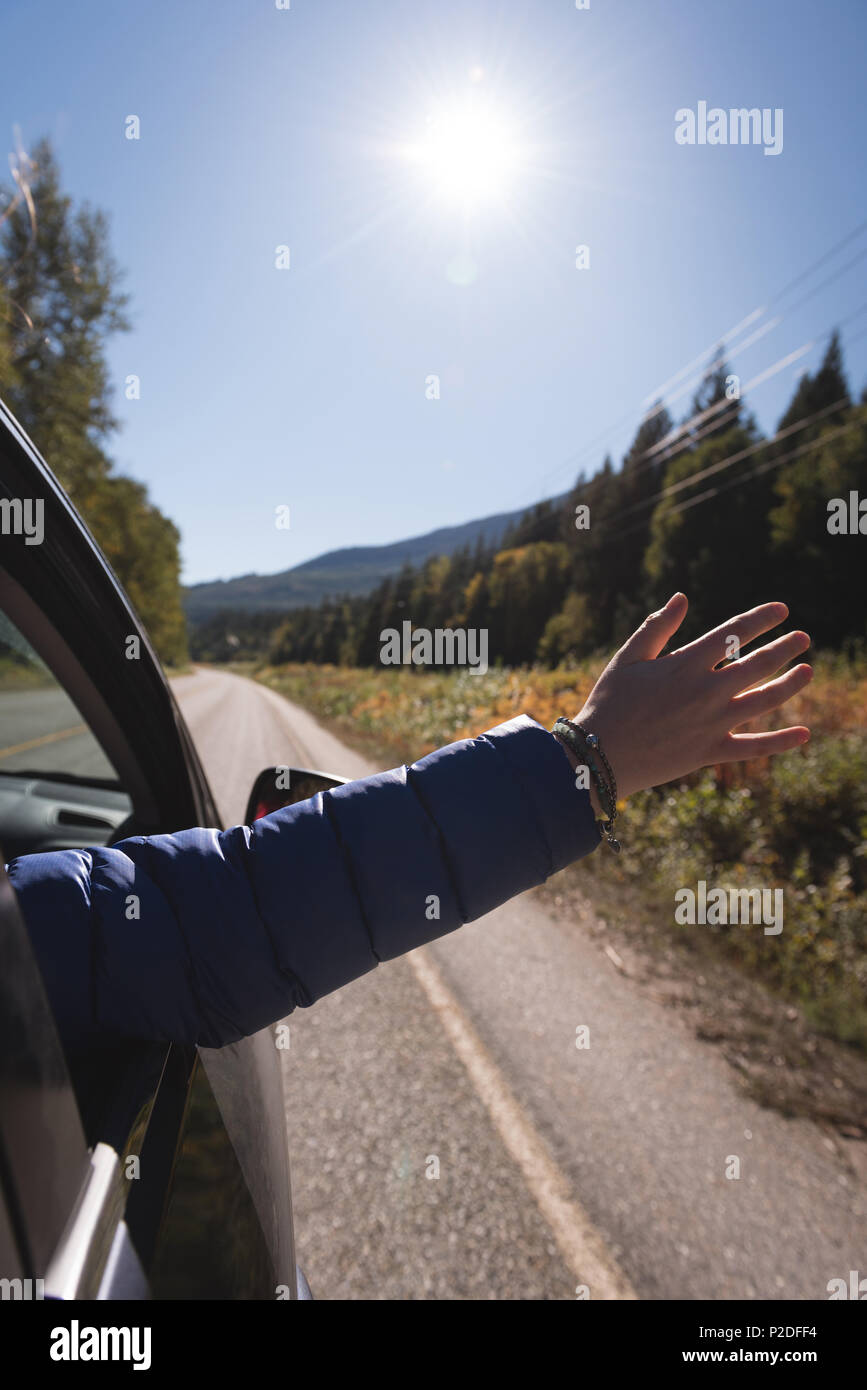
[
  {"x1": 615, "y1": 416, "x2": 860, "y2": 543},
  {"x1": 603, "y1": 396, "x2": 851, "y2": 525},
  {"x1": 506, "y1": 343, "x2": 858, "y2": 554},
  {"x1": 636, "y1": 217, "x2": 867, "y2": 410},
  {"x1": 516, "y1": 217, "x2": 867, "y2": 508},
  {"x1": 632, "y1": 300, "x2": 867, "y2": 478},
  {"x1": 640, "y1": 342, "x2": 817, "y2": 467},
  {"x1": 764, "y1": 217, "x2": 867, "y2": 311},
  {"x1": 506, "y1": 264, "x2": 867, "y2": 550},
  {"x1": 501, "y1": 388, "x2": 857, "y2": 562}
]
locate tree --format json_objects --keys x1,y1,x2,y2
[
  {"x1": 686, "y1": 348, "x2": 741, "y2": 444},
  {"x1": 777, "y1": 330, "x2": 850, "y2": 438},
  {"x1": 765, "y1": 332, "x2": 860, "y2": 643},
  {"x1": 0, "y1": 139, "x2": 189, "y2": 664},
  {"x1": 769, "y1": 399, "x2": 866, "y2": 645},
  {"x1": 643, "y1": 418, "x2": 769, "y2": 639},
  {"x1": 537, "y1": 591, "x2": 595, "y2": 665},
  {"x1": 485, "y1": 542, "x2": 571, "y2": 666},
  {"x1": 609, "y1": 401, "x2": 674, "y2": 640},
  {"x1": 195, "y1": 329, "x2": 866, "y2": 671},
  {"x1": 561, "y1": 455, "x2": 624, "y2": 651}
]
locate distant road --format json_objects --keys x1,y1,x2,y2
[{"x1": 173, "y1": 665, "x2": 864, "y2": 1301}]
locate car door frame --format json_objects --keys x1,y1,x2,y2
[{"x1": 0, "y1": 398, "x2": 298, "y2": 1300}]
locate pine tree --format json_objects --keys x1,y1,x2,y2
[
  {"x1": 688, "y1": 348, "x2": 741, "y2": 443},
  {"x1": 769, "y1": 333, "x2": 862, "y2": 643},
  {"x1": 776, "y1": 330, "x2": 850, "y2": 434},
  {"x1": 610, "y1": 402, "x2": 674, "y2": 639}
]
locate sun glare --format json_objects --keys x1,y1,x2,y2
[{"x1": 408, "y1": 99, "x2": 521, "y2": 208}]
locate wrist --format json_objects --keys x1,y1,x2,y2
[{"x1": 553, "y1": 733, "x2": 604, "y2": 818}]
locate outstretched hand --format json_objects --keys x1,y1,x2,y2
[{"x1": 569, "y1": 594, "x2": 811, "y2": 806}]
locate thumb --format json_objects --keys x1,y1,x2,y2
[{"x1": 618, "y1": 592, "x2": 688, "y2": 663}]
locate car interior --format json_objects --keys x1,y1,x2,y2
[{"x1": 0, "y1": 606, "x2": 140, "y2": 859}]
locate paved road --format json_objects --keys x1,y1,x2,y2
[
  {"x1": 0, "y1": 686, "x2": 117, "y2": 780},
  {"x1": 173, "y1": 666, "x2": 864, "y2": 1301}
]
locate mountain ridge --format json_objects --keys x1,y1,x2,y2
[{"x1": 183, "y1": 496, "x2": 563, "y2": 620}]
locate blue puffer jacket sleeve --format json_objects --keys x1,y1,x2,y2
[{"x1": 7, "y1": 716, "x2": 599, "y2": 1049}]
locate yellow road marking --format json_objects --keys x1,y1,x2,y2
[
  {"x1": 410, "y1": 948, "x2": 638, "y2": 1301},
  {"x1": 0, "y1": 724, "x2": 87, "y2": 760}
]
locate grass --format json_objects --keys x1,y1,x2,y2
[
  {"x1": 254, "y1": 659, "x2": 606, "y2": 766},
  {"x1": 0, "y1": 655, "x2": 56, "y2": 691}
]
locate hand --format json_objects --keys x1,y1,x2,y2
[{"x1": 563, "y1": 594, "x2": 811, "y2": 810}]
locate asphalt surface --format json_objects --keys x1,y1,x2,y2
[
  {"x1": 0, "y1": 687, "x2": 117, "y2": 780},
  {"x1": 169, "y1": 666, "x2": 865, "y2": 1301}
]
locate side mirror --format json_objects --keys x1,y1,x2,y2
[{"x1": 244, "y1": 766, "x2": 349, "y2": 824}]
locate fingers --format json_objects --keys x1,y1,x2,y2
[
  {"x1": 719, "y1": 726, "x2": 810, "y2": 761},
  {"x1": 722, "y1": 629, "x2": 811, "y2": 693},
  {"x1": 618, "y1": 592, "x2": 688, "y2": 663},
  {"x1": 674, "y1": 601, "x2": 789, "y2": 667},
  {"x1": 729, "y1": 662, "x2": 812, "y2": 722}
]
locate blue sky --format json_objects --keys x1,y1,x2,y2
[{"x1": 2, "y1": 0, "x2": 866, "y2": 585}]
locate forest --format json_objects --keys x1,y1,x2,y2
[{"x1": 193, "y1": 333, "x2": 866, "y2": 669}]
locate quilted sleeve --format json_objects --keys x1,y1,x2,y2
[{"x1": 7, "y1": 715, "x2": 600, "y2": 1049}]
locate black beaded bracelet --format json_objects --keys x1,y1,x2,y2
[
  {"x1": 553, "y1": 719, "x2": 617, "y2": 823},
  {"x1": 552, "y1": 717, "x2": 622, "y2": 853}
]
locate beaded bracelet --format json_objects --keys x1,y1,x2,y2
[
  {"x1": 553, "y1": 717, "x2": 618, "y2": 817},
  {"x1": 552, "y1": 717, "x2": 622, "y2": 853}
]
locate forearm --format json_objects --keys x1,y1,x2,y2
[{"x1": 9, "y1": 715, "x2": 601, "y2": 1050}]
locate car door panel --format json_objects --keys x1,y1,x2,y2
[{"x1": 1, "y1": 400, "x2": 299, "y2": 1301}]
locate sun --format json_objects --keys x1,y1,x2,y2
[{"x1": 407, "y1": 98, "x2": 521, "y2": 209}]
